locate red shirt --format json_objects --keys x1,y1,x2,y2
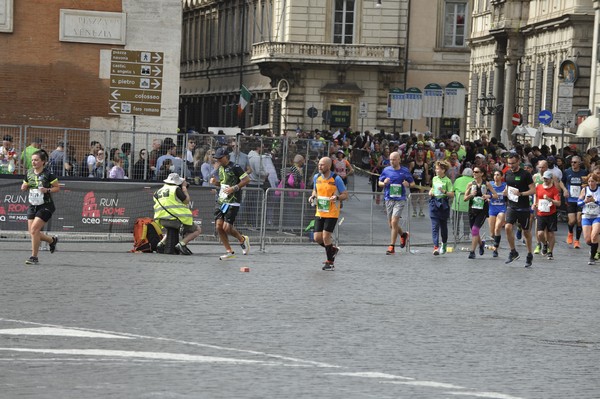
[{"x1": 535, "y1": 184, "x2": 560, "y2": 216}]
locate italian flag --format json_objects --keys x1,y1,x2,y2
[{"x1": 237, "y1": 85, "x2": 251, "y2": 117}]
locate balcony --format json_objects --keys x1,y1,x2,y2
[{"x1": 251, "y1": 41, "x2": 402, "y2": 68}]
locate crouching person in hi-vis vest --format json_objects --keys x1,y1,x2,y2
[
  {"x1": 153, "y1": 173, "x2": 201, "y2": 255},
  {"x1": 308, "y1": 157, "x2": 348, "y2": 271}
]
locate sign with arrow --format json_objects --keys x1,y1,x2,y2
[
  {"x1": 538, "y1": 109, "x2": 553, "y2": 125},
  {"x1": 109, "y1": 49, "x2": 164, "y2": 116}
]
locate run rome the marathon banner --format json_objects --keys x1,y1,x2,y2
[{"x1": 0, "y1": 177, "x2": 212, "y2": 234}]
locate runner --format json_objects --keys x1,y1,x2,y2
[
  {"x1": 409, "y1": 151, "x2": 429, "y2": 217},
  {"x1": 429, "y1": 160, "x2": 454, "y2": 255},
  {"x1": 578, "y1": 174, "x2": 600, "y2": 265},
  {"x1": 20, "y1": 150, "x2": 60, "y2": 265},
  {"x1": 210, "y1": 147, "x2": 251, "y2": 260},
  {"x1": 533, "y1": 171, "x2": 561, "y2": 260},
  {"x1": 463, "y1": 167, "x2": 497, "y2": 259},
  {"x1": 563, "y1": 156, "x2": 587, "y2": 248},
  {"x1": 488, "y1": 169, "x2": 507, "y2": 257},
  {"x1": 378, "y1": 151, "x2": 415, "y2": 255},
  {"x1": 504, "y1": 153, "x2": 536, "y2": 267},
  {"x1": 308, "y1": 157, "x2": 348, "y2": 270}
]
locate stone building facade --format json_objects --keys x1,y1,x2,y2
[
  {"x1": 180, "y1": 0, "x2": 472, "y2": 136},
  {"x1": 468, "y1": 0, "x2": 595, "y2": 141}
]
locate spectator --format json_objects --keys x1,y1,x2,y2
[
  {"x1": 132, "y1": 149, "x2": 151, "y2": 180},
  {"x1": 49, "y1": 141, "x2": 67, "y2": 176},
  {"x1": 200, "y1": 149, "x2": 216, "y2": 186},
  {"x1": 156, "y1": 159, "x2": 172, "y2": 182},
  {"x1": 63, "y1": 144, "x2": 79, "y2": 177},
  {"x1": 149, "y1": 138, "x2": 162, "y2": 174},
  {"x1": 109, "y1": 155, "x2": 127, "y2": 179},
  {"x1": 156, "y1": 143, "x2": 189, "y2": 178},
  {"x1": 119, "y1": 142, "x2": 132, "y2": 177},
  {"x1": 84, "y1": 141, "x2": 102, "y2": 177},
  {"x1": 90, "y1": 148, "x2": 107, "y2": 178},
  {"x1": 20, "y1": 137, "x2": 43, "y2": 170},
  {"x1": 0, "y1": 135, "x2": 16, "y2": 174}
]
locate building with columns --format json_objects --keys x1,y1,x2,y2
[
  {"x1": 468, "y1": 0, "x2": 596, "y2": 144},
  {"x1": 180, "y1": 0, "x2": 472, "y2": 137}
]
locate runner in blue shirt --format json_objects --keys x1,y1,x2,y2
[
  {"x1": 379, "y1": 152, "x2": 415, "y2": 255},
  {"x1": 562, "y1": 155, "x2": 588, "y2": 247}
]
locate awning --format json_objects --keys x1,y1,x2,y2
[
  {"x1": 512, "y1": 125, "x2": 536, "y2": 137},
  {"x1": 246, "y1": 124, "x2": 270, "y2": 131},
  {"x1": 576, "y1": 115, "x2": 599, "y2": 138}
]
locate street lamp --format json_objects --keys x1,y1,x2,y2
[{"x1": 478, "y1": 93, "x2": 503, "y2": 115}]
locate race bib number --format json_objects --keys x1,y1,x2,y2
[
  {"x1": 538, "y1": 199, "x2": 551, "y2": 213},
  {"x1": 507, "y1": 187, "x2": 519, "y2": 202},
  {"x1": 569, "y1": 185, "x2": 581, "y2": 198},
  {"x1": 389, "y1": 184, "x2": 403, "y2": 199},
  {"x1": 28, "y1": 188, "x2": 44, "y2": 206},
  {"x1": 585, "y1": 202, "x2": 600, "y2": 216},
  {"x1": 316, "y1": 196, "x2": 331, "y2": 212},
  {"x1": 471, "y1": 196, "x2": 485, "y2": 210},
  {"x1": 218, "y1": 184, "x2": 230, "y2": 200},
  {"x1": 433, "y1": 183, "x2": 443, "y2": 197}
]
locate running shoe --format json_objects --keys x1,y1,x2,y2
[
  {"x1": 492, "y1": 249, "x2": 499, "y2": 258},
  {"x1": 542, "y1": 243, "x2": 548, "y2": 256},
  {"x1": 386, "y1": 245, "x2": 395, "y2": 255},
  {"x1": 440, "y1": 243, "x2": 447, "y2": 255},
  {"x1": 49, "y1": 236, "x2": 58, "y2": 254},
  {"x1": 433, "y1": 246, "x2": 440, "y2": 256},
  {"x1": 595, "y1": 251, "x2": 600, "y2": 261},
  {"x1": 505, "y1": 250, "x2": 520, "y2": 264},
  {"x1": 419, "y1": 211, "x2": 425, "y2": 217},
  {"x1": 546, "y1": 252, "x2": 553, "y2": 260},
  {"x1": 479, "y1": 240, "x2": 485, "y2": 256},
  {"x1": 574, "y1": 240, "x2": 580, "y2": 249},
  {"x1": 588, "y1": 258, "x2": 596, "y2": 266},
  {"x1": 412, "y1": 211, "x2": 417, "y2": 217},
  {"x1": 241, "y1": 235, "x2": 250, "y2": 255},
  {"x1": 156, "y1": 241, "x2": 165, "y2": 253},
  {"x1": 468, "y1": 251, "x2": 476, "y2": 259},
  {"x1": 176, "y1": 242, "x2": 192, "y2": 255},
  {"x1": 399, "y1": 232, "x2": 409, "y2": 248},
  {"x1": 219, "y1": 252, "x2": 236, "y2": 260},
  {"x1": 524, "y1": 253, "x2": 533, "y2": 268},
  {"x1": 566, "y1": 232, "x2": 574, "y2": 244},
  {"x1": 25, "y1": 256, "x2": 39, "y2": 265},
  {"x1": 533, "y1": 243, "x2": 541, "y2": 255},
  {"x1": 331, "y1": 246, "x2": 340, "y2": 261},
  {"x1": 322, "y1": 261, "x2": 335, "y2": 271},
  {"x1": 516, "y1": 229, "x2": 522, "y2": 240}
]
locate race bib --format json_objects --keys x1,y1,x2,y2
[
  {"x1": 28, "y1": 188, "x2": 45, "y2": 206},
  {"x1": 316, "y1": 196, "x2": 331, "y2": 212},
  {"x1": 569, "y1": 185, "x2": 581, "y2": 198},
  {"x1": 538, "y1": 199, "x2": 551, "y2": 213},
  {"x1": 218, "y1": 184, "x2": 230, "y2": 200},
  {"x1": 433, "y1": 183, "x2": 443, "y2": 197},
  {"x1": 471, "y1": 196, "x2": 485, "y2": 210},
  {"x1": 389, "y1": 184, "x2": 403, "y2": 199},
  {"x1": 507, "y1": 187, "x2": 519, "y2": 202},
  {"x1": 585, "y1": 202, "x2": 600, "y2": 216}
]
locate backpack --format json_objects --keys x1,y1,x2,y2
[{"x1": 130, "y1": 217, "x2": 163, "y2": 253}]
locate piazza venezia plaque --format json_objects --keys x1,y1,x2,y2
[{"x1": 59, "y1": 9, "x2": 126, "y2": 45}]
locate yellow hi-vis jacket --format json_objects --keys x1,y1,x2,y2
[{"x1": 153, "y1": 184, "x2": 193, "y2": 226}]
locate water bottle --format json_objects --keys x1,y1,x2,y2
[{"x1": 309, "y1": 197, "x2": 316, "y2": 207}]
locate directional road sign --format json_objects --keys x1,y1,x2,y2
[
  {"x1": 538, "y1": 109, "x2": 553, "y2": 125},
  {"x1": 109, "y1": 49, "x2": 164, "y2": 116}
]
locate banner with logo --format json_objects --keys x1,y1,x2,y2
[{"x1": 0, "y1": 178, "x2": 211, "y2": 234}]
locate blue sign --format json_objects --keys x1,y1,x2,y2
[{"x1": 538, "y1": 110, "x2": 553, "y2": 125}]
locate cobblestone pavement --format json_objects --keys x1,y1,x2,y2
[{"x1": 0, "y1": 239, "x2": 598, "y2": 399}]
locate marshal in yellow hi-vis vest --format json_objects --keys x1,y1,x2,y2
[{"x1": 153, "y1": 184, "x2": 193, "y2": 226}]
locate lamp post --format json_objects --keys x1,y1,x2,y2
[{"x1": 478, "y1": 93, "x2": 503, "y2": 138}]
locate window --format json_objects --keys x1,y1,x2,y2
[
  {"x1": 333, "y1": 0, "x2": 355, "y2": 44},
  {"x1": 444, "y1": 1, "x2": 467, "y2": 47}
]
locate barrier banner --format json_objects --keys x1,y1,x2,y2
[{"x1": 0, "y1": 177, "x2": 210, "y2": 234}]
